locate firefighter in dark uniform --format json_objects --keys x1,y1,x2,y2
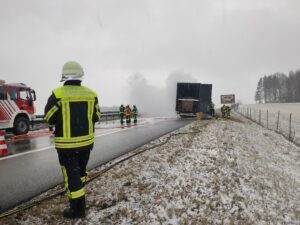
[
  {"x1": 44, "y1": 61, "x2": 101, "y2": 218},
  {"x1": 226, "y1": 105, "x2": 231, "y2": 118},
  {"x1": 124, "y1": 105, "x2": 131, "y2": 124},
  {"x1": 132, "y1": 105, "x2": 138, "y2": 123},
  {"x1": 221, "y1": 104, "x2": 231, "y2": 118},
  {"x1": 221, "y1": 104, "x2": 226, "y2": 118},
  {"x1": 209, "y1": 102, "x2": 215, "y2": 117},
  {"x1": 119, "y1": 104, "x2": 125, "y2": 124}
]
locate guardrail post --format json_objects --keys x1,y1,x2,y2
[
  {"x1": 259, "y1": 110, "x2": 261, "y2": 125},
  {"x1": 276, "y1": 111, "x2": 280, "y2": 131}
]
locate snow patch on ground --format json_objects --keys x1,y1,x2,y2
[{"x1": 1, "y1": 113, "x2": 300, "y2": 225}]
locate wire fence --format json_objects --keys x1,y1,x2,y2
[{"x1": 237, "y1": 107, "x2": 300, "y2": 145}]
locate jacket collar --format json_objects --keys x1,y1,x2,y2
[{"x1": 63, "y1": 80, "x2": 82, "y2": 86}]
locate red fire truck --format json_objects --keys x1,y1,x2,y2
[{"x1": 0, "y1": 80, "x2": 36, "y2": 135}]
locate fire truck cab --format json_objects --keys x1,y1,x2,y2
[{"x1": 0, "y1": 80, "x2": 36, "y2": 135}]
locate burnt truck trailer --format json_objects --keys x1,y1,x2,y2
[{"x1": 176, "y1": 82, "x2": 212, "y2": 117}]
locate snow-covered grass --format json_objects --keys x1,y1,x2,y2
[
  {"x1": 238, "y1": 103, "x2": 300, "y2": 144},
  {"x1": 1, "y1": 113, "x2": 300, "y2": 225}
]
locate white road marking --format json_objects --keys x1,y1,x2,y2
[{"x1": 0, "y1": 129, "x2": 127, "y2": 161}]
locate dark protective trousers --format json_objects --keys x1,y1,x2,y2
[
  {"x1": 58, "y1": 150, "x2": 91, "y2": 200},
  {"x1": 120, "y1": 113, "x2": 124, "y2": 124}
]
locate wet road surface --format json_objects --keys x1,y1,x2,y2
[{"x1": 0, "y1": 117, "x2": 193, "y2": 211}]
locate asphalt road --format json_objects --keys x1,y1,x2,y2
[{"x1": 0, "y1": 117, "x2": 192, "y2": 212}]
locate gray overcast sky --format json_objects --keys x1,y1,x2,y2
[{"x1": 1, "y1": 0, "x2": 300, "y2": 113}]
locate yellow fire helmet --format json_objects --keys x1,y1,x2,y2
[{"x1": 61, "y1": 61, "x2": 84, "y2": 82}]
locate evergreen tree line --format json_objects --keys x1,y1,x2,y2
[{"x1": 255, "y1": 70, "x2": 300, "y2": 103}]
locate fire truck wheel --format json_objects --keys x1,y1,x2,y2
[{"x1": 13, "y1": 116, "x2": 30, "y2": 135}]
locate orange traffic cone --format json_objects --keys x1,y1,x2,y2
[{"x1": 0, "y1": 130, "x2": 8, "y2": 157}]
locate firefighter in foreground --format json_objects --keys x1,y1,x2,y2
[
  {"x1": 44, "y1": 61, "x2": 101, "y2": 218},
  {"x1": 132, "y1": 105, "x2": 138, "y2": 123},
  {"x1": 119, "y1": 104, "x2": 125, "y2": 124},
  {"x1": 221, "y1": 104, "x2": 231, "y2": 118},
  {"x1": 124, "y1": 105, "x2": 132, "y2": 124}
]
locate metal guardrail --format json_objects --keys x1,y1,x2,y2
[
  {"x1": 99, "y1": 111, "x2": 120, "y2": 122},
  {"x1": 33, "y1": 111, "x2": 121, "y2": 124}
]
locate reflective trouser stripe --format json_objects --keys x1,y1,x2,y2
[
  {"x1": 55, "y1": 138, "x2": 94, "y2": 149},
  {"x1": 45, "y1": 105, "x2": 58, "y2": 122},
  {"x1": 61, "y1": 166, "x2": 69, "y2": 189},
  {"x1": 61, "y1": 166, "x2": 85, "y2": 199},
  {"x1": 81, "y1": 176, "x2": 87, "y2": 183},
  {"x1": 67, "y1": 188, "x2": 85, "y2": 199}
]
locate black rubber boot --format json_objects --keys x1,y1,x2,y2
[
  {"x1": 77, "y1": 196, "x2": 86, "y2": 215},
  {"x1": 63, "y1": 197, "x2": 86, "y2": 218}
]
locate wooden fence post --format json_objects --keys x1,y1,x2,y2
[
  {"x1": 267, "y1": 110, "x2": 269, "y2": 129},
  {"x1": 276, "y1": 111, "x2": 280, "y2": 131},
  {"x1": 289, "y1": 113, "x2": 292, "y2": 141}
]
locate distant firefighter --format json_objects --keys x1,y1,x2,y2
[
  {"x1": 132, "y1": 105, "x2": 138, "y2": 123},
  {"x1": 124, "y1": 105, "x2": 132, "y2": 124},
  {"x1": 226, "y1": 106, "x2": 231, "y2": 118},
  {"x1": 221, "y1": 105, "x2": 226, "y2": 118},
  {"x1": 209, "y1": 102, "x2": 215, "y2": 117},
  {"x1": 221, "y1": 104, "x2": 231, "y2": 119},
  {"x1": 119, "y1": 104, "x2": 125, "y2": 124}
]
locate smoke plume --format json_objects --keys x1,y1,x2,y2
[{"x1": 127, "y1": 70, "x2": 197, "y2": 116}]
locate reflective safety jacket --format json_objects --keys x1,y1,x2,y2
[
  {"x1": 124, "y1": 106, "x2": 131, "y2": 117},
  {"x1": 132, "y1": 106, "x2": 138, "y2": 115},
  {"x1": 119, "y1": 105, "x2": 124, "y2": 115},
  {"x1": 44, "y1": 80, "x2": 101, "y2": 153}
]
